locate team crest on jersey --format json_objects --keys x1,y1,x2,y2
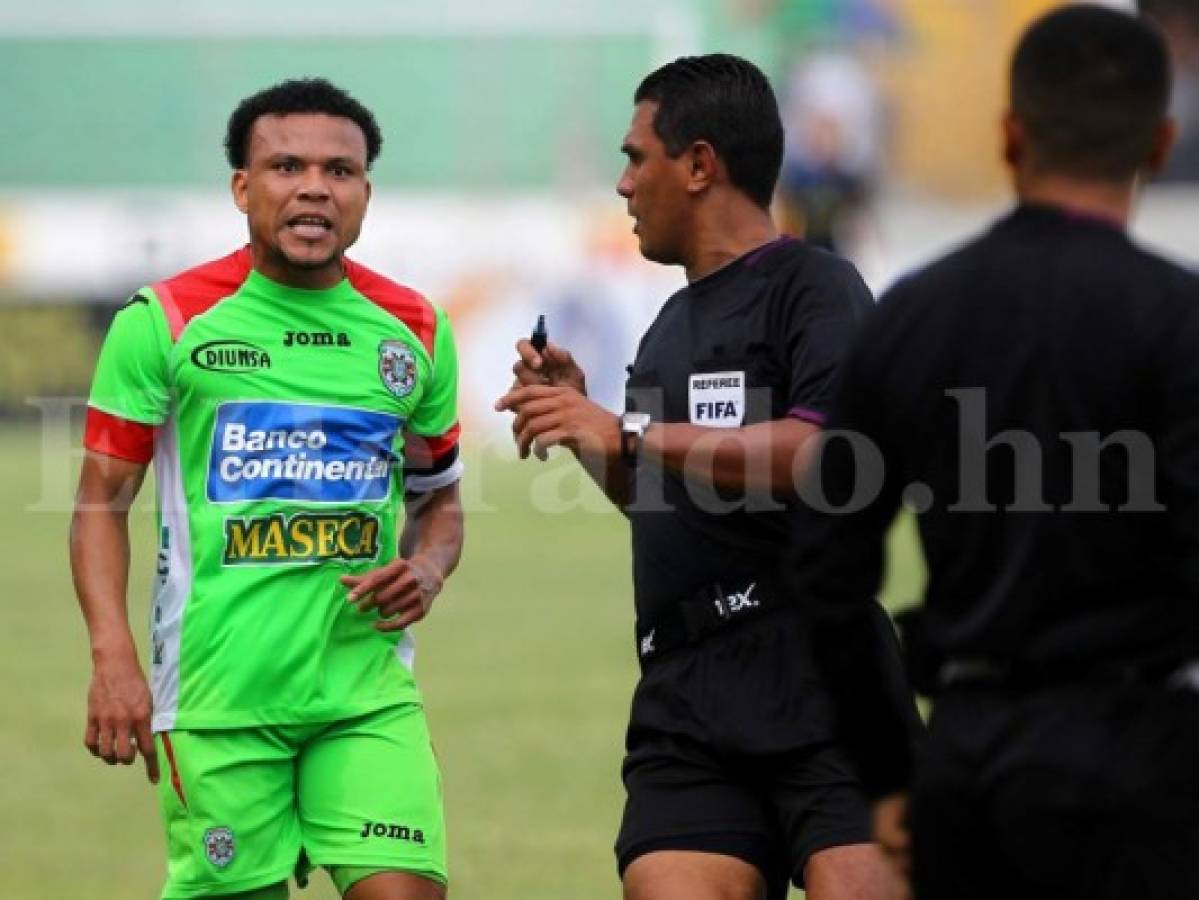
[
  {"x1": 379, "y1": 341, "x2": 417, "y2": 398},
  {"x1": 203, "y1": 826, "x2": 236, "y2": 868}
]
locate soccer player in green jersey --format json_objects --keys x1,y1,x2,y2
[{"x1": 70, "y1": 79, "x2": 463, "y2": 900}]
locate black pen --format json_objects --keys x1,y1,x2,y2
[{"x1": 530, "y1": 314, "x2": 547, "y2": 355}]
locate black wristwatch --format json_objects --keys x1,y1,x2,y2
[{"x1": 620, "y1": 411, "x2": 652, "y2": 465}]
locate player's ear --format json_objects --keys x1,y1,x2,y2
[
  {"x1": 1144, "y1": 117, "x2": 1177, "y2": 176},
  {"x1": 231, "y1": 169, "x2": 249, "y2": 215},
  {"x1": 686, "y1": 140, "x2": 718, "y2": 195},
  {"x1": 1002, "y1": 110, "x2": 1024, "y2": 170},
  {"x1": 365, "y1": 178, "x2": 373, "y2": 206}
]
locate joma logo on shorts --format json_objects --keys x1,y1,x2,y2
[
  {"x1": 223, "y1": 512, "x2": 380, "y2": 565},
  {"x1": 360, "y1": 821, "x2": 426, "y2": 844}
]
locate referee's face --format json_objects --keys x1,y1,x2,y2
[
  {"x1": 618, "y1": 101, "x2": 693, "y2": 266},
  {"x1": 233, "y1": 112, "x2": 372, "y2": 289}
]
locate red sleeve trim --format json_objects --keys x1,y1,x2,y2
[
  {"x1": 424, "y1": 422, "x2": 461, "y2": 465},
  {"x1": 84, "y1": 407, "x2": 156, "y2": 464},
  {"x1": 344, "y1": 257, "x2": 438, "y2": 359},
  {"x1": 152, "y1": 247, "x2": 253, "y2": 343},
  {"x1": 403, "y1": 422, "x2": 461, "y2": 472}
]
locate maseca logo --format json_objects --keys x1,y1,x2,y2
[
  {"x1": 191, "y1": 340, "x2": 272, "y2": 373},
  {"x1": 223, "y1": 511, "x2": 380, "y2": 565},
  {"x1": 206, "y1": 401, "x2": 403, "y2": 504}
]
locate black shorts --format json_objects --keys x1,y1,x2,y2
[
  {"x1": 912, "y1": 680, "x2": 1199, "y2": 900},
  {"x1": 614, "y1": 608, "x2": 873, "y2": 891}
]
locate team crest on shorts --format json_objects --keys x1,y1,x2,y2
[
  {"x1": 379, "y1": 341, "x2": 417, "y2": 399},
  {"x1": 203, "y1": 826, "x2": 236, "y2": 868}
]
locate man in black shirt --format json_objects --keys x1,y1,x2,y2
[
  {"x1": 496, "y1": 55, "x2": 904, "y2": 900},
  {"x1": 793, "y1": 6, "x2": 1199, "y2": 898}
]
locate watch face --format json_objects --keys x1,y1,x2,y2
[{"x1": 622, "y1": 412, "x2": 651, "y2": 433}]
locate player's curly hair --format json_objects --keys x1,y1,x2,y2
[
  {"x1": 224, "y1": 77, "x2": 383, "y2": 170},
  {"x1": 635, "y1": 54, "x2": 783, "y2": 210}
]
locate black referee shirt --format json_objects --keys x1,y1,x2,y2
[
  {"x1": 794, "y1": 204, "x2": 1199, "y2": 792},
  {"x1": 625, "y1": 236, "x2": 874, "y2": 629}
]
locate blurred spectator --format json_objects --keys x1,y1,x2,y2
[
  {"x1": 777, "y1": 50, "x2": 886, "y2": 253},
  {"x1": 1143, "y1": 0, "x2": 1199, "y2": 180}
]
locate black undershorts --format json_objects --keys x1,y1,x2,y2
[{"x1": 614, "y1": 607, "x2": 874, "y2": 892}]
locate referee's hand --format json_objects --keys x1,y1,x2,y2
[
  {"x1": 510, "y1": 339, "x2": 587, "y2": 394},
  {"x1": 873, "y1": 792, "x2": 912, "y2": 891}
]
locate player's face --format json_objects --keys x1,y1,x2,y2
[
  {"x1": 617, "y1": 101, "x2": 693, "y2": 266},
  {"x1": 232, "y1": 113, "x2": 371, "y2": 289}
]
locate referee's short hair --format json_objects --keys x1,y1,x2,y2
[
  {"x1": 635, "y1": 54, "x2": 784, "y2": 210},
  {"x1": 1011, "y1": 5, "x2": 1171, "y2": 181}
]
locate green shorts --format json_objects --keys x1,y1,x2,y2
[{"x1": 155, "y1": 703, "x2": 446, "y2": 899}]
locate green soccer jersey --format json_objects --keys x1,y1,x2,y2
[{"x1": 85, "y1": 249, "x2": 461, "y2": 731}]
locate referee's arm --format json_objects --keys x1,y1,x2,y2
[
  {"x1": 640, "y1": 416, "x2": 821, "y2": 499},
  {"x1": 496, "y1": 386, "x2": 822, "y2": 509}
]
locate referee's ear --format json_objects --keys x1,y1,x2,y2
[
  {"x1": 1144, "y1": 117, "x2": 1177, "y2": 177},
  {"x1": 1001, "y1": 110, "x2": 1025, "y2": 172},
  {"x1": 685, "y1": 140, "x2": 719, "y2": 196}
]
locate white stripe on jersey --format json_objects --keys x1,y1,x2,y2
[{"x1": 150, "y1": 417, "x2": 193, "y2": 733}]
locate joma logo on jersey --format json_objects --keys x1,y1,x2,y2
[
  {"x1": 283, "y1": 330, "x2": 351, "y2": 347},
  {"x1": 191, "y1": 340, "x2": 272, "y2": 372},
  {"x1": 359, "y1": 821, "x2": 426, "y2": 844},
  {"x1": 223, "y1": 512, "x2": 380, "y2": 565}
]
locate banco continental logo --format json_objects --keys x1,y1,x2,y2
[
  {"x1": 223, "y1": 511, "x2": 380, "y2": 565},
  {"x1": 192, "y1": 340, "x2": 272, "y2": 373}
]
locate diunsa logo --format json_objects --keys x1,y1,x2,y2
[{"x1": 191, "y1": 340, "x2": 272, "y2": 373}]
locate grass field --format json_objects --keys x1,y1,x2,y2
[{"x1": 0, "y1": 421, "x2": 924, "y2": 899}]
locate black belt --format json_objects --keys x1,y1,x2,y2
[
  {"x1": 635, "y1": 576, "x2": 786, "y2": 663},
  {"x1": 938, "y1": 654, "x2": 1191, "y2": 692}
]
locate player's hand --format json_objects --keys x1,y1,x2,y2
[
  {"x1": 872, "y1": 792, "x2": 912, "y2": 889},
  {"x1": 85, "y1": 646, "x2": 160, "y2": 784},
  {"x1": 341, "y1": 557, "x2": 444, "y2": 632},
  {"x1": 494, "y1": 384, "x2": 620, "y2": 461},
  {"x1": 510, "y1": 339, "x2": 587, "y2": 393}
]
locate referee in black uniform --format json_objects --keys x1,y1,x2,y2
[
  {"x1": 792, "y1": 6, "x2": 1199, "y2": 899},
  {"x1": 496, "y1": 55, "x2": 909, "y2": 900}
]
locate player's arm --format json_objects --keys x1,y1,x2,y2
[
  {"x1": 344, "y1": 304, "x2": 465, "y2": 630},
  {"x1": 70, "y1": 449, "x2": 160, "y2": 784},
  {"x1": 342, "y1": 476, "x2": 464, "y2": 633},
  {"x1": 72, "y1": 291, "x2": 171, "y2": 784},
  {"x1": 401, "y1": 479, "x2": 464, "y2": 586}
]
